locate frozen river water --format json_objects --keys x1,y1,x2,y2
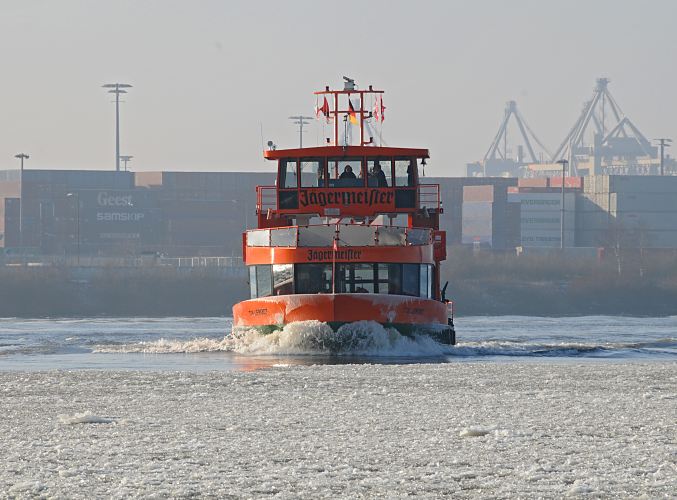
[
  {"x1": 1, "y1": 315, "x2": 675, "y2": 370},
  {"x1": 1, "y1": 316, "x2": 675, "y2": 497}
]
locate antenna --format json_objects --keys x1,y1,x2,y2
[
  {"x1": 343, "y1": 76, "x2": 356, "y2": 91},
  {"x1": 288, "y1": 115, "x2": 313, "y2": 148}
]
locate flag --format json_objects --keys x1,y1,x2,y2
[
  {"x1": 373, "y1": 96, "x2": 386, "y2": 122},
  {"x1": 348, "y1": 99, "x2": 358, "y2": 125},
  {"x1": 315, "y1": 96, "x2": 331, "y2": 122}
]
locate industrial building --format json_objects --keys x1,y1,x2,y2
[
  {"x1": 577, "y1": 175, "x2": 677, "y2": 248},
  {"x1": 427, "y1": 176, "x2": 518, "y2": 248},
  {"x1": 1, "y1": 169, "x2": 676, "y2": 261},
  {"x1": 0, "y1": 169, "x2": 274, "y2": 258}
]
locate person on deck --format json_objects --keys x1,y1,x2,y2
[
  {"x1": 370, "y1": 163, "x2": 388, "y2": 187},
  {"x1": 339, "y1": 165, "x2": 357, "y2": 179}
]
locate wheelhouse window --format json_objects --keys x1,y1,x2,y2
[
  {"x1": 273, "y1": 264, "x2": 294, "y2": 295},
  {"x1": 300, "y1": 159, "x2": 326, "y2": 188},
  {"x1": 419, "y1": 264, "x2": 429, "y2": 299},
  {"x1": 395, "y1": 158, "x2": 416, "y2": 187},
  {"x1": 249, "y1": 265, "x2": 273, "y2": 298},
  {"x1": 280, "y1": 159, "x2": 298, "y2": 188},
  {"x1": 252, "y1": 263, "x2": 434, "y2": 298},
  {"x1": 402, "y1": 263, "x2": 420, "y2": 297},
  {"x1": 337, "y1": 263, "x2": 375, "y2": 293},
  {"x1": 378, "y1": 263, "x2": 402, "y2": 295},
  {"x1": 328, "y1": 158, "x2": 363, "y2": 188},
  {"x1": 295, "y1": 264, "x2": 332, "y2": 294},
  {"x1": 249, "y1": 267, "x2": 257, "y2": 299},
  {"x1": 367, "y1": 158, "x2": 392, "y2": 187}
]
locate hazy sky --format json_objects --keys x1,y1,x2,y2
[{"x1": 2, "y1": 0, "x2": 676, "y2": 176}]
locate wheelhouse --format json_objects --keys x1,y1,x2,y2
[{"x1": 257, "y1": 146, "x2": 442, "y2": 229}]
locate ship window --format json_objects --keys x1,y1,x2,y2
[
  {"x1": 328, "y1": 158, "x2": 363, "y2": 188},
  {"x1": 295, "y1": 264, "x2": 333, "y2": 294},
  {"x1": 395, "y1": 158, "x2": 416, "y2": 187},
  {"x1": 337, "y1": 263, "x2": 375, "y2": 293},
  {"x1": 367, "y1": 158, "x2": 392, "y2": 187},
  {"x1": 419, "y1": 264, "x2": 428, "y2": 299},
  {"x1": 255, "y1": 264, "x2": 272, "y2": 298},
  {"x1": 280, "y1": 160, "x2": 299, "y2": 188},
  {"x1": 300, "y1": 159, "x2": 326, "y2": 188},
  {"x1": 402, "y1": 263, "x2": 420, "y2": 297},
  {"x1": 249, "y1": 266, "x2": 257, "y2": 299},
  {"x1": 428, "y1": 264, "x2": 434, "y2": 299},
  {"x1": 377, "y1": 263, "x2": 402, "y2": 295},
  {"x1": 273, "y1": 264, "x2": 294, "y2": 296}
]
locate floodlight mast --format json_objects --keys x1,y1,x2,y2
[
  {"x1": 102, "y1": 83, "x2": 132, "y2": 172},
  {"x1": 14, "y1": 153, "x2": 29, "y2": 247},
  {"x1": 654, "y1": 138, "x2": 672, "y2": 176},
  {"x1": 288, "y1": 116, "x2": 313, "y2": 148},
  {"x1": 119, "y1": 155, "x2": 134, "y2": 171}
]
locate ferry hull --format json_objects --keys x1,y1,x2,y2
[{"x1": 232, "y1": 294, "x2": 455, "y2": 345}]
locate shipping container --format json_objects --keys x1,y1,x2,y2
[
  {"x1": 549, "y1": 176, "x2": 584, "y2": 189},
  {"x1": 610, "y1": 192, "x2": 677, "y2": 213},
  {"x1": 463, "y1": 185, "x2": 495, "y2": 202},
  {"x1": 518, "y1": 178, "x2": 549, "y2": 188},
  {"x1": 509, "y1": 192, "x2": 575, "y2": 212}
]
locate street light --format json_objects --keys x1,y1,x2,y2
[
  {"x1": 14, "y1": 153, "x2": 29, "y2": 247},
  {"x1": 556, "y1": 159, "x2": 569, "y2": 250},
  {"x1": 102, "y1": 83, "x2": 132, "y2": 172},
  {"x1": 119, "y1": 155, "x2": 134, "y2": 171},
  {"x1": 653, "y1": 138, "x2": 672, "y2": 176},
  {"x1": 66, "y1": 192, "x2": 80, "y2": 265}
]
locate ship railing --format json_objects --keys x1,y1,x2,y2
[
  {"x1": 256, "y1": 185, "x2": 277, "y2": 214},
  {"x1": 418, "y1": 184, "x2": 441, "y2": 211},
  {"x1": 159, "y1": 256, "x2": 244, "y2": 268},
  {"x1": 246, "y1": 224, "x2": 432, "y2": 248}
]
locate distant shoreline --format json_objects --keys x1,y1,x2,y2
[{"x1": 1, "y1": 252, "x2": 676, "y2": 318}]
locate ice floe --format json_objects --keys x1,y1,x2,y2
[{"x1": 1, "y1": 362, "x2": 675, "y2": 497}]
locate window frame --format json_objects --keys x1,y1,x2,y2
[
  {"x1": 279, "y1": 159, "x2": 299, "y2": 189},
  {"x1": 300, "y1": 158, "x2": 327, "y2": 188},
  {"x1": 367, "y1": 157, "x2": 393, "y2": 187}
]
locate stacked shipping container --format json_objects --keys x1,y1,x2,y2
[{"x1": 577, "y1": 175, "x2": 677, "y2": 248}]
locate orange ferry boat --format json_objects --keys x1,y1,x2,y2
[{"x1": 232, "y1": 79, "x2": 455, "y2": 345}]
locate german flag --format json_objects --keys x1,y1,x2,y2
[{"x1": 348, "y1": 99, "x2": 358, "y2": 125}]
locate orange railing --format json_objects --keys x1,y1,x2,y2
[
  {"x1": 418, "y1": 184, "x2": 441, "y2": 211},
  {"x1": 256, "y1": 185, "x2": 277, "y2": 214}
]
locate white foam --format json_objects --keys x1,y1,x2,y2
[
  {"x1": 230, "y1": 320, "x2": 450, "y2": 356},
  {"x1": 94, "y1": 337, "x2": 232, "y2": 353},
  {"x1": 95, "y1": 320, "x2": 451, "y2": 357}
]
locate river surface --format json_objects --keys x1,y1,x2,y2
[{"x1": 1, "y1": 315, "x2": 675, "y2": 371}]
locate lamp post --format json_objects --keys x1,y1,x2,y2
[
  {"x1": 119, "y1": 155, "x2": 133, "y2": 171},
  {"x1": 102, "y1": 83, "x2": 132, "y2": 172},
  {"x1": 556, "y1": 159, "x2": 568, "y2": 250},
  {"x1": 66, "y1": 192, "x2": 80, "y2": 265},
  {"x1": 653, "y1": 138, "x2": 672, "y2": 176},
  {"x1": 14, "y1": 153, "x2": 29, "y2": 247}
]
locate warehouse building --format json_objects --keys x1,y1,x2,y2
[
  {"x1": 577, "y1": 175, "x2": 677, "y2": 248},
  {"x1": 2, "y1": 169, "x2": 676, "y2": 258},
  {"x1": 0, "y1": 169, "x2": 274, "y2": 257}
]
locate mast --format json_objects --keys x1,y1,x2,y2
[{"x1": 315, "y1": 78, "x2": 384, "y2": 147}]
